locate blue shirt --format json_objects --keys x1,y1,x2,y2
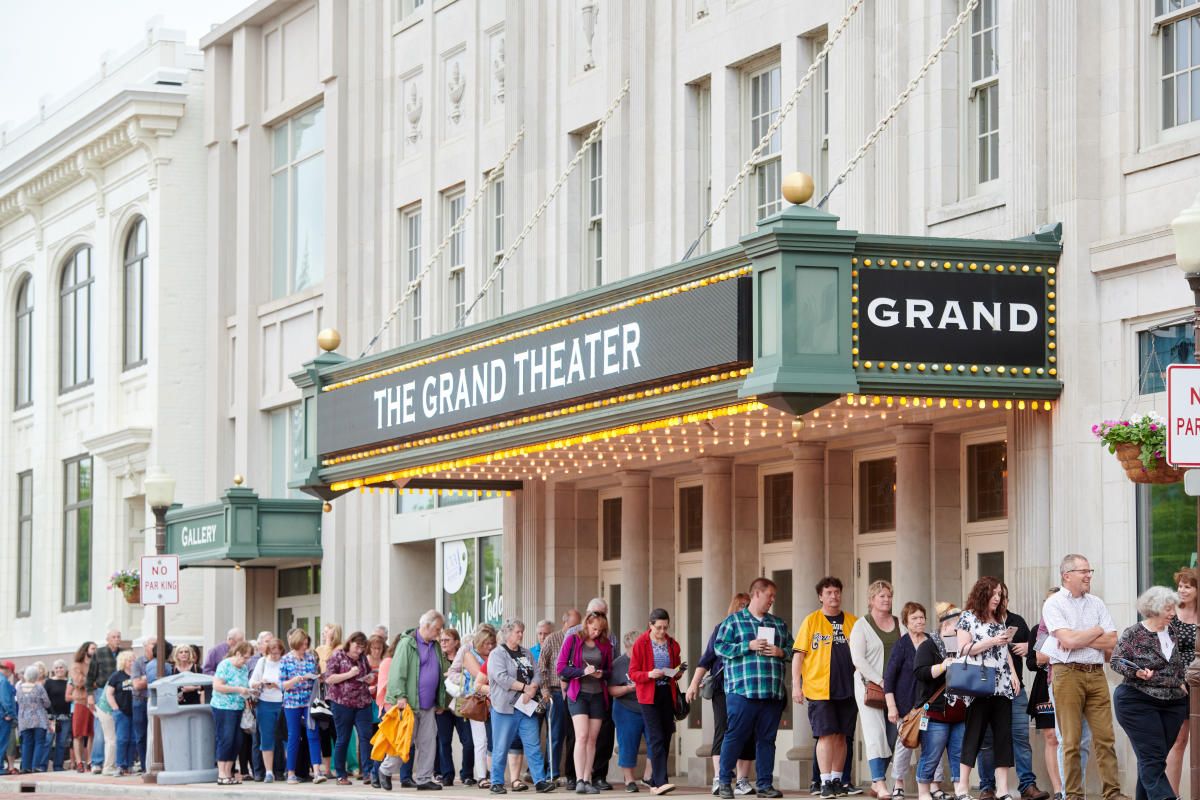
[
  {"x1": 211, "y1": 659, "x2": 249, "y2": 711},
  {"x1": 0, "y1": 678, "x2": 16, "y2": 720}
]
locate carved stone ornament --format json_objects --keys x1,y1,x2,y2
[
  {"x1": 406, "y1": 82, "x2": 423, "y2": 144},
  {"x1": 447, "y1": 61, "x2": 466, "y2": 124},
  {"x1": 493, "y1": 38, "x2": 506, "y2": 104},
  {"x1": 580, "y1": 0, "x2": 598, "y2": 71}
]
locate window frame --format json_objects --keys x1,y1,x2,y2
[
  {"x1": 856, "y1": 453, "x2": 898, "y2": 535},
  {"x1": 690, "y1": 79, "x2": 713, "y2": 255},
  {"x1": 601, "y1": 494, "x2": 622, "y2": 562},
  {"x1": 14, "y1": 275, "x2": 33, "y2": 410},
  {"x1": 17, "y1": 470, "x2": 32, "y2": 617},
  {"x1": 965, "y1": 437, "x2": 1008, "y2": 523},
  {"x1": 402, "y1": 205, "x2": 423, "y2": 342},
  {"x1": 965, "y1": 0, "x2": 1000, "y2": 192},
  {"x1": 747, "y1": 60, "x2": 783, "y2": 224},
  {"x1": 586, "y1": 136, "x2": 604, "y2": 287},
  {"x1": 270, "y1": 103, "x2": 326, "y2": 299},
  {"x1": 123, "y1": 217, "x2": 148, "y2": 370},
  {"x1": 677, "y1": 482, "x2": 704, "y2": 554},
  {"x1": 488, "y1": 173, "x2": 506, "y2": 317},
  {"x1": 1153, "y1": 0, "x2": 1200, "y2": 132},
  {"x1": 961, "y1": 428, "x2": 1009, "y2": 535},
  {"x1": 761, "y1": 469, "x2": 794, "y2": 544},
  {"x1": 62, "y1": 454, "x2": 94, "y2": 611},
  {"x1": 808, "y1": 32, "x2": 830, "y2": 199},
  {"x1": 59, "y1": 246, "x2": 94, "y2": 394},
  {"x1": 443, "y1": 188, "x2": 467, "y2": 329}
]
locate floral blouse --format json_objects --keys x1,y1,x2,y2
[
  {"x1": 280, "y1": 651, "x2": 320, "y2": 709},
  {"x1": 16, "y1": 683, "x2": 50, "y2": 732},
  {"x1": 957, "y1": 610, "x2": 1016, "y2": 701},
  {"x1": 210, "y1": 659, "x2": 250, "y2": 711},
  {"x1": 324, "y1": 649, "x2": 374, "y2": 709},
  {"x1": 1169, "y1": 616, "x2": 1197, "y2": 669}
]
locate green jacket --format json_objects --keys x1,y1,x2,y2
[{"x1": 386, "y1": 631, "x2": 450, "y2": 710}]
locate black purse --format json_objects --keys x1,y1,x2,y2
[{"x1": 672, "y1": 689, "x2": 690, "y2": 721}]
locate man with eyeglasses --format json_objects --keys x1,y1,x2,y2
[{"x1": 1039, "y1": 554, "x2": 1127, "y2": 800}]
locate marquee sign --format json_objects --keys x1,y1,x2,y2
[{"x1": 316, "y1": 272, "x2": 750, "y2": 457}]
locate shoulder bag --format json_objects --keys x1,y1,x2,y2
[
  {"x1": 458, "y1": 692, "x2": 489, "y2": 722},
  {"x1": 898, "y1": 686, "x2": 943, "y2": 749},
  {"x1": 945, "y1": 657, "x2": 998, "y2": 697},
  {"x1": 863, "y1": 678, "x2": 886, "y2": 709}
]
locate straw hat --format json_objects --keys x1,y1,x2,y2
[{"x1": 934, "y1": 601, "x2": 961, "y2": 622}]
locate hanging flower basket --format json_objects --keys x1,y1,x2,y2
[
  {"x1": 109, "y1": 569, "x2": 141, "y2": 604},
  {"x1": 1093, "y1": 413, "x2": 1185, "y2": 485},
  {"x1": 123, "y1": 585, "x2": 142, "y2": 605}
]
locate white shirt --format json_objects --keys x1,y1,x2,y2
[
  {"x1": 1038, "y1": 587, "x2": 1116, "y2": 665},
  {"x1": 1156, "y1": 627, "x2": 1175, "y2": 662},
  {"x1": 251, "y1": 657, "x2": 284, "y2": 703}
]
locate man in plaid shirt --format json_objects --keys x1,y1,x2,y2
[{"x1": 714, "y1": 577, "x2": 792, "y2": 800}]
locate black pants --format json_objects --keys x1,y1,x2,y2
[
  {"x1": 1114, "y1": 684, "x2": 1188, "y2": 800},
  {"x1": 640, "y1": 685, "x2": 676, "y2": 788},
  {"x1": 961, "y1": 696, "x2": 1012, "y2": 768},
  {"x1": 593, "y1": 703, "x2": 614, "y2": 781},
  {"x1": 711, "y1": 683, "x2": 755, "y2": 761}
]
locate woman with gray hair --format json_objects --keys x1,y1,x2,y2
[
  {"x1": 15, "y1": 665, "x2": 50, "y2": 773},
  {"x1": 487, "y1": 620, "x2": 554, "y2": 793},
  {"x1": 44, "y1": 659, "x2": 72, "y2": 771},
  {"x1": 1111, "y1": 585, "x2": 1188, "y2": 800}
]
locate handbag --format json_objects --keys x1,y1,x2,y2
[
  {"x1": 898, "y1": 686, "x2": 943, "y2": 749},
  {"x1": 458, "y1": 692, "x2": 489, "y2": 722},
  {"x1": 672, "y1": 689, "x2": 690, "y2": 721},
  {"x1": 444, "y1": 672, "x2": 464, "y2": 699},
  {"x1": 309, "y1": 679, "x2": 332, "y2": 718},
  {"x1": 945, "y1": 658, "x2": 998, "y2": 698},
  {"x1": 699, "y1": 671, "x2": 718, "y2": 701},
  {"x1": 240, "y1": 701, "x2": 256, "y2": 733},
  {"x1": 863, "y1": 679, "x2": 886, "y2": 709}
]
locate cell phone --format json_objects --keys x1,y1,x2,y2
[{"x1": 1005, "y1": 626, "x2": 1018, "y2": 639}]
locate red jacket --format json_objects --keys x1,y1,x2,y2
[{"x1": 628, "y1": 631, "x2": 682, "y2": 705}]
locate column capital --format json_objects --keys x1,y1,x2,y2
[
  {"x1": 698, "y1": 456, "x2": 734, "y2": 475},
  {"x1": 892, "y1": 424, "x2": 932, "y2": 446},
  {"x1": 617, "y1": 470, "x2": 651, "y2": 488},
  {"x1": 787, "y1": 441, "x2": 826, "y2": 463}
]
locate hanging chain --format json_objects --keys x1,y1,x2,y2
[
  {"x1": 357, "y1": 127, "x2": 526, "y2": 359},
  {"x1": 459, "y1": 79, "x2": 632, "y2": 328},
  {"x1": 680, "y1": 0, "x2": 866, "y2": 262},
  {"x1": 817, "y1": 0, "x2": 980, "y2": 208}
]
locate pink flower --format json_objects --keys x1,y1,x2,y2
[{"x1": 1150, "y1": 424, "x2": 1158, "y2": 431}]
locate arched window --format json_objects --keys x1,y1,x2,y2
[
  {"x1": 14, "y1": 276, "x2": 32, "y2": 408},
  {"x1": 123, "y1": 218, "x2": 148, "y2": 368},
  {"x1": 60, "y1": 246, "x2": 93, "y2": 392}
]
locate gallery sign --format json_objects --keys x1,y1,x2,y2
[{"x1": 317, "y1": 275, "x2": 749, "y2": 457}]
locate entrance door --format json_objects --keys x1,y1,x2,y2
[
  {"x1": 676, "y1": 560, "x2": 705, "y2": 762},
  {"x1": 276, "y1": 564, "x2": 322, "y2": 642},
  {"x1": 965, "y1": 531, "x2": 1007, "y2": 587},
  {"x1": 601, "y1": 565, "x2": 623, "y2": 647},
  {"x1": 855, "y1": 541, "x2": 895, "y2": 616},
  {"x1": 277, "y1": 602, "x2": 321, "y2": 644}
]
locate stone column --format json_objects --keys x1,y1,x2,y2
[
  {"x1": 618, "y1": 471, "x2": 650, "y2": 642},
  {"x1": 700, "y1": 457, "x2": 734, "y2": 635},
  {"x1": 1008, "y1": 409, "x2": 1053, "y2": 620},
  {"x1": 894, "y1": 425, "x2": 933, "y2": 611},
  {"x1": 931, "y1": 433, "x2": 963, "y2": 607}
]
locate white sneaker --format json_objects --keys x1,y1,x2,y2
[
  {"x1": 736, "y1": 779, "x2": 755, "y2": 796},
  {"x1": 712, "y1": 780, "x2": 721, "y2": 796},
  {"x1": 264, "y1": 773, "x2": 274, "y2": 783}
]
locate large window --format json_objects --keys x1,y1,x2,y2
[
  {"x1": 679, "y1": 485, "x2": 703, "y2": 553},
  {"x1": 17, "y1": 471, "x2": 32, "y2": 617},
  {"x1": 763, "y1": 472, "x2": 793, "y2": 543},
  {"x1": 1138, "y1": 482, "x2": 1198, "y2": 592},
  {"x1": 969, "y1": 0, "x2": 1000, "y2": 186},
  {"x1": 59, "y1": 247, "x2": 93, "y2": 392},
  {"x1": 444, "y1": 189, "x2": 466, "y2": 327},
  {"x1": 602, "y1": 497, "x2": 622, "y2": 561},
  {"x1": 859, "y1": 457, "x2": 897, "y2": 533},
  {"x1": 587, "y1": 138, "x2": 604, "y2": 286},
  {"x1": 123, "y1": 217, "x2": 148, "y2": 369},
  {"x1": 1138, "y1": 324, "x2": 1194, "y2": 394},
  {"x1": 967, "y1": 441, "x2": 1007, "y2": 521},
  {"x1": 749, "y1": 63, "x2": 782, "y2": 221},
  {"x1": 271, "y1": 104, "x2": 325, "y2": 298},
  {"x1": 14, "y1": 276, "x2": 32, "y2": 409},
  {"x1": 403, "y1": 207, "x2": 423, "y2": 342},
  {"x1": 442, "y1": 534, "x2": 503, "y2": 633},
  {"x1": 63, "y1": 455, "x2": 93, "y2": 609},
  {"x1": 1157, "y1": 0, "x2": 1200, "y2": 129}
]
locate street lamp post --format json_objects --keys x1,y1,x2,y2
[
  {"x1": 1171, "y1": 191, "x2": 1200, "y2": 800},
  {"x1": 142, "y1": 466, "x2": 175, "y2": 783}
]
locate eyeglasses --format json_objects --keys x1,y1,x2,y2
[{"x1": 1067, "y1": 568, "x2": 1096, "y2": 575}]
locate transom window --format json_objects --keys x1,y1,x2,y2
[
  {"x1": 271, "y1": 104, "x2": 325, "y2": 298},
  {"x1": 1156, "y1": 0, "x2": 1200, "y2": 129},
  {"x1": 444, "y1": 190, "x2": 466, "y2": 327},
  {"x1": 679, "y1": 485, "x2": 703, "y2": 552},
  {"x1": 969, "y1": 0, "x2": 1000, "y2": 186},
  {"x1": 403, "y1": 207, "x2": 423, "y2": 342},
  {"x1": 763, "y1": 472, "x2": 793, "y2": 543},
  {"x1": 63, "y1": 455, "x2": 93, "y2": 609},
  {"x1": 14, "y1": 276, "x2": 32, "y2": 409},
  {"x1": 859, "y1": 457, "x2": 897, "y2": 533},
  {"x1": 749, "y1": 64, "x2": 782, "y2": 221},
  {"x1": 967, "y1": 441, "x2": 1007, "y2": 522},
  {"x1": 123, "y1": 217, "x2": 148, "y2": 369},
  {"x1": 17, "y1": 471, "x2": 32, "y2": 617},
  {"x1": 60, "y1": 247, "x2": 93, "y2": 392},
  {"x1": 587, "y1": 138, "x2": 604, "y2": 286},
  {"x1": 602, "y1": 497, "x2": 622, "y2": 561}
]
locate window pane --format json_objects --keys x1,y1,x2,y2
[
  {"x1": 17, "y1": 473, "x2": 32, "y2": 617},
  {"x1": 967, "y1": 441, "x2": 1008, "y2": 521},
  {"x1": 679, "y1": 485, "x2": 703, "y2": 552},
  {"x1": 76, "y1": 504, "x2": 91, "y2": 604},
  {"x1": 1139, "y1": 324, "x2": 1196, "y2": 394},
  {"x1": 66, "y1": 460, "x2": 78, "y2": 505},
  {"x1": 977, "y1": 551, "x2": 1005, "y2": 584},
  {"x1": 272, "y1": 171, "x2": 289, "y2": 297},
  {"x1": 292, "y1": 105, "x2": 325, "y2": 159},
  {"x1": 1138, "y1": 483, "x2": 1198, "y2": 592},
  {"x1": 1179, "y1": 68, "x2": 1190, "y2": 125},
  {"x1": 859, "y1": 458, "x2": 897, "y2": 532},
  {"x1": 60, "y1": 292, "x2": 74, "y2": 388},
  {"x1": 398, "y1": 491, "x2": 435, "y2": 513},
  {"x1": 1164, "y1": 74, "x2": 1177, "y2": 129},
  {"x1": 125, "y1": 257, "x2": 144, "y2": 366},
  {"x1": 78, "y1": 284, "x2": 91, "y2": 383},
  {"x1": 292, "y1": 155, "x2": 325, "y2": 291},
  {"x1": 602, "y1": 498, "x2": 622, "y2": 560},
  {"x1": 78, "y1": 458, "x2": 91, "y2": 501},
  {"x1": 273, "y1": 124, "x2": 289, "y2": 169},
  {"x1": 763, "y1": 472, "x2": 793, "y2": 543},
  {"x1": 443, "y1": 538, "x2": 478, "y2": 632},
  {"x1": 480, "y1": 534, "x2": 503, "y2": 628}
]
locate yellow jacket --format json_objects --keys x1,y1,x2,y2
[{"x1": 370, "y1": 704, "x2": 414, "y2": 762}]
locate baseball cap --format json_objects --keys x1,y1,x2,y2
[{"x1": 0, "y1": 660, "x2": 15, "y2": 672}]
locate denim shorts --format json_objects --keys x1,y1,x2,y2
[{"x1": 567, "y1": 691, "x2": 607, "y2": 720}]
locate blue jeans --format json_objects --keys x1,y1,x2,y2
[
  {"x1": 257, "y1": 701, "x2": 283, "y2": 753},
  {"x1": 19, "y1": 728, "x2": 46, "y2": 772},
  {"x1": 49, "y1": 717, "x2": 71, "y2": 770},
  {"x1": 437, "y1": 709, "x2": 474, "y2": 783},
  {"x1": 0, "y1": 718, "x2": 12, "y2": 769},
  {"x1": 331, "y1": 702, "x2": 375, "y2": 779},
  {"x1": 978, "y1": 688, "x2": 1035, "y2": 792},
  {"x1": 133, "y1": 700, "x2": 149, "y2": 771},
  {"x1": 91, "y1": 689, "x2": 106, "y2": 766},
  {"x1": 613, "y1": 701, "x2": 647, "y2": 769},
  {"x1": 918, "y1": 720, "x2": 965, "y2": 783},
  {"x1": 113, "y1": 710, "x2": 134, "y2": 770},
  {"x1": 212, "y1": 707, "x2": 244, "y2": 762},
  {"x1": 491, "y1": 710, "x2": 546, "y2": 786},
  {"x1": 719, "y1": 693, "x2": 785, "y2": 789},
  {"x1": 283, "y1": 706, "x2": 323, "y2": 774}
]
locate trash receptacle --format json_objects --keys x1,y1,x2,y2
[{"x1": 148, "y1": 671, "x2": 217, "y2": 785}]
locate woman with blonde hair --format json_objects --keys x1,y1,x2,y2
[
  {"x1": 462, "y1": 624, "x2": 497, "y2": 787},
  {"x1": 849, "y1": 580, "x2": 899, "y2": 800},
  {"x1": 1166, "y1": 567, "x2": 1199, "y2": 793},
  {"x1": 104, "y1": 651, "x2": 137, "y2": 776}
]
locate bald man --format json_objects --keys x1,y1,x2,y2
[{"x1": 203, "y1": 628, "x2": 245, "y2": 676}]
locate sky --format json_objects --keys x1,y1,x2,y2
[{"x1": 0, "y1": 0, "x2": 251, "y2": 127}]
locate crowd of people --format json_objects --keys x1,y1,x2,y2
[{"x1": 0, "y1": 551, "x2": 1194, "y2": 800}]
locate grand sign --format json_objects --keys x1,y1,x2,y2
[
  {"x1": 857, "y1": 268, "x2": 1048, "y2": 367},
  {"x1": 317, "y1": 276, "x2": 749, "y2": 456}
]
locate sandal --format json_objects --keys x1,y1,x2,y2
[
  {"x1": 513, "y1": 780, "x2": 530, "y2": 792},
  {"x1": 217, "y1": 777, "x2": 235, "y2": 785},
  {"x1": 480, "y1": 779, "x2": 493, "y2": 789}
]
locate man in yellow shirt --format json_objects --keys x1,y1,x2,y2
[{"x1": 792, "y1": 577, "x2": 859, "y2": 798}]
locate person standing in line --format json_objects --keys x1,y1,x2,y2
[
  {"x1": 1165, "y1": 567, "x2": 1198, "y2": 795},
  {"x1": 104, "y1": 651, "x2": 136, "y2": 776},
  {"x1": 170, "y1": 645, "x2": 204, "y2": 706},
  {"x1": 202, "y1": 628, "x2": 245, "y2": 676},
  {"x1": 533, "y1": 621, "x2": 554, "y2": 663},
  {"x1": 1026, "y1": 590, "x2": 1064, "y2": 800},
  {"x1": 0, "y1": 660, "x2": 16, "y2": 774},
  {"x1": 849, "y1": 580, "x2": 898, "y2": 800},
  {"x1": 792, "y1": 577, "x2": 858, "y2": 799},
  {"x1": 685, "y1": 592, "x2": 755, "y2": 797},
  {"x1": 1110, "y1": 586, "x2": 1188, "y2": 800},
  {"x1": 241, "y1": 631, "x2": 273, "y2": 782},
  {"x1": 610, "y1": 630, "x2": 654, "y2": 792},
  {"x1": 913, "y1": 603, "x2": 969, "y2": 800},
  {"x1": 436, "y1": 628, "x2": 476, "y2": 787},
  {"x1": 324, "y1": 631, "x2": 378, "y2": 785},
  {"x1": 85, "y1": 629, "x2": 121, "y2": 773},
  {"x1": 68, "y1": 644, "x2": 93, "y2": 772},
  {"x1": 279, "y1": 629, "x2": 327, "y2": 785},
  {"x1": 487, "y1": 619, "x2": 554, "y2": 794},
  {"x1": 715, "y1": 576, "x2": 792, "y2": 800},
  {"x1": 15, "y1": 666, "x2": 50, "y2": 774},
  {"x1": 562, "y1": 598, "x2": 619, "y2": 792},
  {"x1": 629, "y1": 609, "x2": 683, "y2": 797},
  {"x1": 1039, "y1": 554, "x2": 1128, "y2": 800},
  {"x1": 559, "y1": 612, "x2": 614, "y2": 795},
  {"x1": 211, "y1": 641, "x2": 254, "y2": 785},
  {"x1": 250, "y1": 636, "x2": 286, "y2": 783},
  {"x1": 384, "y1": 610, "x2": 450, "y2": 790},
  {"x1": 463, "y1": 625, "x2": 498, "y2": 788},
  {"x1": 884, "y1": 602, "x2": 944, "y2": 800},
  {"x1": 540, "y1": 609, "x2": 584, "y2": 786},
  {"x1": 128, "y1": 637, "x2": 156, "y2": 775},
  {"x1": 44, "y1": 660, "x2": 71, "y2": 771}
]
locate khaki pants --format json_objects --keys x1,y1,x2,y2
[
  {"x1": 94, "y1": 707, "x2": 117, "y2": 774},
  {"x1": 1051, "y1": 666, "x2": 1121, "y2": 800}
]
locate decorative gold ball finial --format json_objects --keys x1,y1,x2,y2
[
  {"x1": 233, "y1": 474, "x2": 244, "y2": 486},
  {"x1": 322, "y1": 502, "x2": 333, "y2": 513},
  {"x1": 781, "y1": 172, "x2": 815, "y2": 205},
  {"x1": 317, "y1": 328, "x2": 342, "y2": 352}
]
